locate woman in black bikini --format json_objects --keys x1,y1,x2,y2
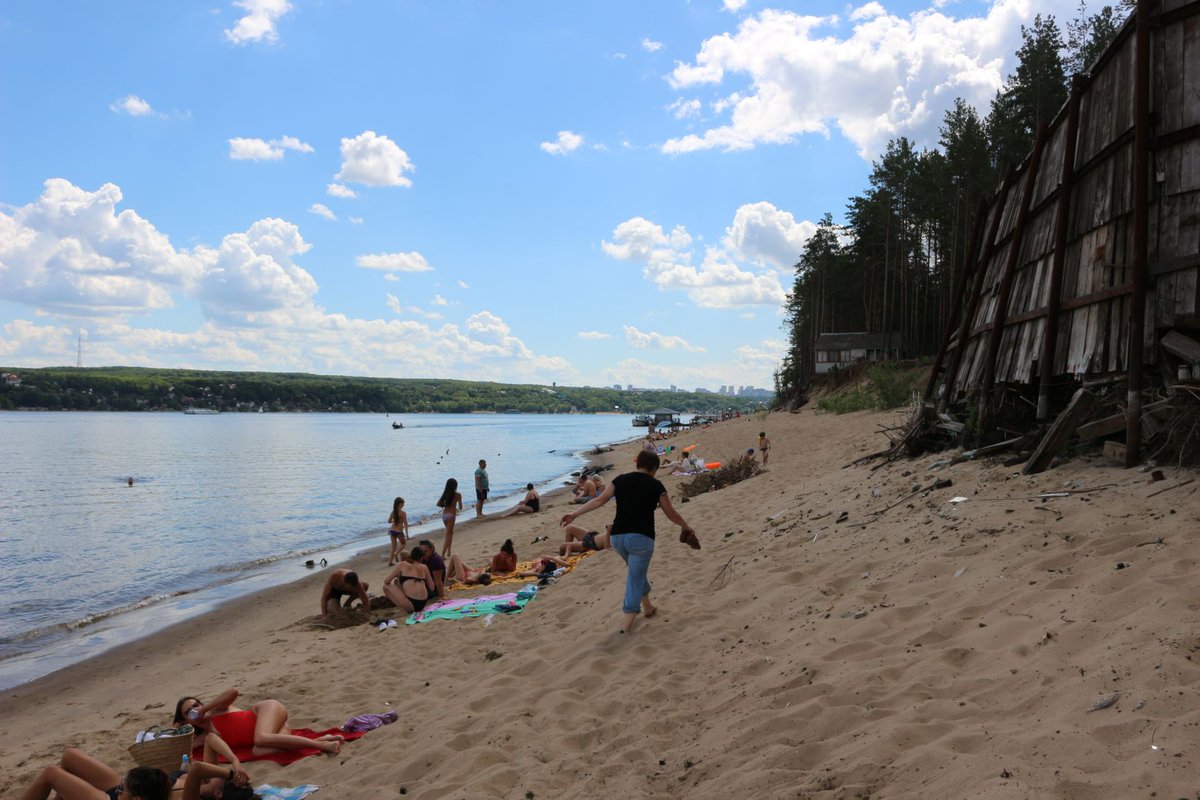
[
  {"x1": 503, "y1": 483, "x2": 541, "y2": 517},
  {"x1": 382, "y1": 549, "x2": 436, "y2": 613}
]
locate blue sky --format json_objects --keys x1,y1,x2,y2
[{"x1": 0, "y1": 0, "x2": 1084, "y2": 390}]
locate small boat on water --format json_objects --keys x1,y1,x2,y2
[
  {"x1": 392, "y1": 421, "x2": 404, "y2": 429},
  {"x1": 183, "y1": 408, "x2": 219, "y2": 415}
]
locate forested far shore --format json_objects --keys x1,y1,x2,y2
[{"x1": 0, "y1": 366, "x2": 769, "y2": 414}]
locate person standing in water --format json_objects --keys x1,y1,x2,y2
[
  {"x1": 436, "y1": 478, "x2": 463, "y2": 557},
  {"x1": 387, "y1": 497, "x2": 409, "y2": 566},
  {"x1": 473, "y1": 459, "x2": 489, "y2": 518}
]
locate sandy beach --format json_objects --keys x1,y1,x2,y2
[{"x1": 4, "y1": 407, "x2": 1200, "y2": 799}]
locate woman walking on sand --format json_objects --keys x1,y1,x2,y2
[
  {"x1": 436, "y1": 478, "x2": 463, "y2": 558},
  {"x1": 388, "y1": 497, "x2": 409, "y2": 566},
  {"x1": 561, "y1": 449, "x2": 700, "y2": 634}
]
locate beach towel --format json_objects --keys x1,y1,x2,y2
[
  {"x1": 406, "y1": 585, "x2": 538, "y2": 625},
  {"x1": 254, "y1": 784, "x2": 320, "y2": 800},
  {"x1": 341, "y1": 711, "x2": 397, "y2": 733}
]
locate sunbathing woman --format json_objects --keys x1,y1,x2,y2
[
  {"x1": 17, "y1": 749, "x2": 245, "y2": 800},
  {"x1": 559, "y1": 523, "x2": 610, "y2": 556},
  {"x1": 444, "y1": 553, "x2": 494, "y2": 586},
  {"x1": 382, "y1": 549, "x2": 435, "y2": 613},
  {"x1": 517, "y1": 554, "x2": 570, "y2": 578},
  {"x1": 174, "y1": 689, "x2": 344, "y2": 757}
]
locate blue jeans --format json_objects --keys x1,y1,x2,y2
[{"x1": 610, "y1": 533, "x2": 654, "y2": 614}]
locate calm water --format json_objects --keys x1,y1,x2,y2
[{"x1": 0, "y1": 411, "x2": 636, "y2": 688}]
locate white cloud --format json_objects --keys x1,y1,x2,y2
[
  {"x1": 540, "y1": 130, "x2": 585, "y2": 155},
  {"x1": 431, "y1": 294, "x2": 449, "y2": 306},
  {"x1": 308, "y1": 203, "x2": 336, "y2": 221},
  {"x1": 668, "y1": 98, "x2": 702, "y2": 119},
  {"x1": 578, "y1": 331, "x2": 611, "y2": 340},
  {"x1": 109, "y1": 95, "x2": 161, "y2": 118},
  {"x1": 224, "y1": 0, "x2": 293, "y2": 45},
  {"x1": 723, "y1": 0, "x2": 749, "y2": 11},
  {"x1": 326, "y1": 182, "x2": 357, "y2": 199},
  {"x1": 663, "y1": 3, "x2": 1068, "y2": 158},
  {"x1": 850, "y1": 2, "x2": 887, "y2": 21},
  {"x1": 228, "y1": 135, "x2": 313, "y2": 161},
  {"x1": 335, "y1": 131, "x2": 414, "y2": 188},
  {"x1": 0, "y1": 180, "x2": 199, "y2": 315},
  {"x1": 457, "y1": 280, "x2": 470, "y2": 289},
  {"x1": 386, "y1": 294, "x2": 444, "y2": 320},
  {"x1": 624, "y1": 326, "x2": 705, "y2": 352},
  {"x1": 348, "y1": 216, "x2": 364, "y2": 225},
  {"x1": 356, "y1": 252, "x2": 432, "y2": 272},
  {"x1": 0, "y1": 180, "x2": 574, "y2": 384},
  {"x1": 611, "y1": 52, "x2": 628, "y2": 60},
  {"x1": 601, "y1": 214, "x2": 786, "y2": 308},
  {"x1": 642, "y1": 38, "x2": 664, "y2": 52},
  {"x1": 723, "y1": 201, "x2": 815, "y2": 269}
]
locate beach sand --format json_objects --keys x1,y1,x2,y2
[{"x1": 3, "y1": 407, "x2": 1199, "y2": 799}]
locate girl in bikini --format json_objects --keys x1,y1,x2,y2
[
  {"x1": 436, "y1": 479, "x2": 463, "y2": 557},
  {"x1": 444, "y1": 554, "x2": 493, "y2": 586},
  {"x1": 382, "y1": 549, "x2": 435, "y2": 613},
  {"x1": 387, "y1": 497, "x2": 408, "y2": 566}
]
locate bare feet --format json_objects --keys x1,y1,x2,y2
[
  {"x1": 643, "y1": 604, "x2": 658, "y2": 619},
  {"x1": 316, "y1": 734, "x2": 344, "y2": 754}
]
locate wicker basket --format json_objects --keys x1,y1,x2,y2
[{"x1": 127, "y1": 725, "x2": 194, "y2": 772}]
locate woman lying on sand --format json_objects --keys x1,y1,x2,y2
[
  {"x1": 444, "y1": 554, "x2": 494, "y2": 586},
  {"x1": 562, "y1": 449, "x2": 700, "y2": 634},
  {"x1": 517, "y1": 554, "x2": 570, "y2": 578},
  {"x1": 175, "y1": 689, "x2": 344, "y2": 756},
  {"x1": 559, "y1": 523, "x2": 610, "y2": 556},
  {"x1": 18, "y1": 748, "x2": 250, "y2": 800},
  {"x1": 381, "y1": 549, "x2": 435, "y2": 613}
]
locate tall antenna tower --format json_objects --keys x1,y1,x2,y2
[{"x1": 76, "y1": 326, "x2": 82, "y2": 368}]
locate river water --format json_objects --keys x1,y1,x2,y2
[{"x1": 0, "y1": 411, "x2": 638, "y2": 688}]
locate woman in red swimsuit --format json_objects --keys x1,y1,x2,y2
[{"x1": 174, "y1": 689, "x2": 343, "y2": 757}]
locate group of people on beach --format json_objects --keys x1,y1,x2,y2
[{"x1": 20, "y1": 420, "x2": 771, "y2": 800}]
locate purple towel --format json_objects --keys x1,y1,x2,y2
[{"x1": 341, "y1": 710, "x2": 398, "y2": 732}]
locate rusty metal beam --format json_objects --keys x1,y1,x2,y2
[{"x1": 1126, "y1": 0, "x2": 1151, "y2": 468}]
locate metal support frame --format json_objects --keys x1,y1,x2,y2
[{"x1": 1125, "y1": 0, "x2": 1152, "y2": 467}]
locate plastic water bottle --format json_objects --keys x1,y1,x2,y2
[{"x1": 180, "y1": 754, "x2": 190, "y2": 773}]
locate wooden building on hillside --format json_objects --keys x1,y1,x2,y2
[{"x1": 814, "y1": 332, "x2": 904, "y2": 374}]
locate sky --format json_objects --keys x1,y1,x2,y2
[{"x1": 0, "y1": 0, "x2": 1089, "y2": 391}]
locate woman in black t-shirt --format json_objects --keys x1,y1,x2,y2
[{"x1": 561, "y1": 449, "x2": 700, "y2": 633}]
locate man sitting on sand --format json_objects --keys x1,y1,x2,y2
[
  {"x1": 560, "y1": 523, "x2": 611, "y2": 555},
  {"x1": 415, "y1": 540, "x2": 447, "y2": 600},
  {"x1": 320, "y1": 569, "x2": 370, "y2": 616}
]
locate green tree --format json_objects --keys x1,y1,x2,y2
[
  {"x1": 987, "y1": 15, "x2": 1068, "y2": 170},
  {"x1": 1065, "y1": 1, "x2": 1132, "y2": 74}
]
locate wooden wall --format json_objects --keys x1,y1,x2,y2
[{"x1": 933, "y1": 0, "x2": 1200, "y2": 403}]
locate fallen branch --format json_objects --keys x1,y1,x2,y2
[
  {"x1": 709, "y1": 557, "x2": 736, "y2": 590},
  {"x1": 1146, "y1": 477, "x2": 1195, "y2": 499}
]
